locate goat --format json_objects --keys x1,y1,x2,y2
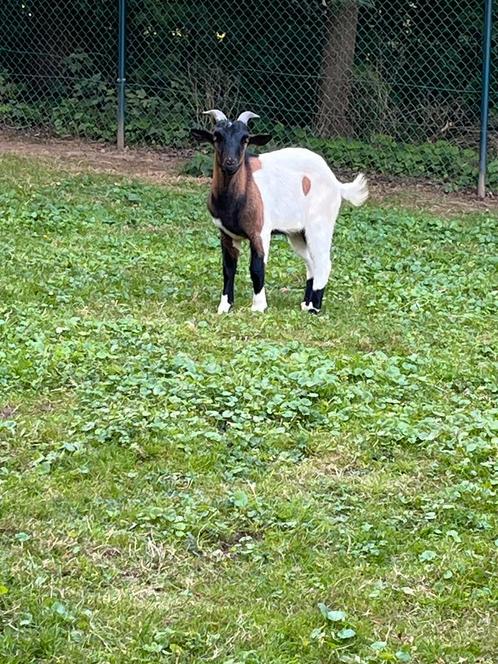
[{"x1": 192, "y1": 109, "x2": 368, "y2": 314}]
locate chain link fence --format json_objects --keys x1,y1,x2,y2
[
  {"x1": 1, "y1": 1, "x2": 117, "y2": 140},
  {"x1": 1, "y1": 0, "x2": 496, "y2": 190}
]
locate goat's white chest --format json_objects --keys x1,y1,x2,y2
[{"x1": 212, "y1": 217, "x2": 244, "y2": 241}]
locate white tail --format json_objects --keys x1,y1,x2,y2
[{"x1": 339, "y1": 173, "x2": 369, "y2": 207}]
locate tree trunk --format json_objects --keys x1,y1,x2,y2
[{"x1": 315, "y1": 1, "x2": 359, "y2": 138}]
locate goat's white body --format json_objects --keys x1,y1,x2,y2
[
  {"x1": 254, "y1": 148, "x2": 343, "y2": 234},
  {"x1": 213, "y1": 148, "x2": 367, "y2": 235},
  {"x1": 252, "y1": 147, "x2": 368, "y2": 294}
]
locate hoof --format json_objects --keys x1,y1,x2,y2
[
  {"x1": 251, "y1": 289, "x2": 267, "y2": 313},
  {"x1": 301, "y1": 301, "x2": 313, "y2": 311},
  {"x1": 308, "y1": 307, "x2": 320, "y2": 315},
  {"x1": 217, "y1": 295, "x2": 231, "y2": 314}
]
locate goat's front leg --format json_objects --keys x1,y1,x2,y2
[
  {"x1": 250, "y1": 234, "x2": 269, "y2": 312},
  {"x1": 218, "y1": 232, "x2": 240, "y2": 314}
]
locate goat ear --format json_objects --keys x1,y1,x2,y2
[
  {"x1": 249, "y1": 134, "x2": 272, "y2": 146},
  {"x1": 191, "y1": 128, "x2": 213, "y2": 143}
]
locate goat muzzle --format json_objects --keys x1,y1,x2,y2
[{"x1": 222, "y1": 159, "x2": 240, "y2": 176}]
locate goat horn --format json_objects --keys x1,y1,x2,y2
[
  {"x1": 237, "y1": 111, "x2": 260, "y2": 125},
  {"x1": 203, "y1": 109, "x2": 228, "y2": 123}
]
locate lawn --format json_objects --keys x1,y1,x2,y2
[{"x1": 0, "y1": 155, "x2": 496, "y2": 664}]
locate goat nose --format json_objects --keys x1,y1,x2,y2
[{"x1": 225, "y1": 158, "x2": 236, "y2": 165}]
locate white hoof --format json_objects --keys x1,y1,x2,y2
[
  {"x1": 251, "y1": 289, "x2": 267, "y2": 313},
  {"x1": 301, "y1": 301, "x2": 313, "y2": 311},
  {"x1": 217, "y1": 295, "x2": 231, "y2": 314}
]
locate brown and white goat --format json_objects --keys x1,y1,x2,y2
[{"x1": 192, "y1": 109, "x2": 368, "y2": 314}]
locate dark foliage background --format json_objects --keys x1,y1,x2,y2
[{"x1": 1, "y1": 0, "x2": 496, "y2": 187}]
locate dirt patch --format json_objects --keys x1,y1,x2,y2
[
  {"x1": 365, "y1": 174, "x2": 498, "y2": 216},
  {"x1": 0, "y1": 405, "x2": 17, "y2": 420},
  {"x1": 0, "y1": 130, "x2": 192, "y2": 184},
  {"x1": 1, "y1": 131, "x2": 497, "y2": 216}
]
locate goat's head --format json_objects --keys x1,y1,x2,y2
[{"x1": 192, "y1": 110, "x2": 272, "y2": 176}]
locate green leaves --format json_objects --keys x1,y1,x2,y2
[
  {"x1": 318, "y1": 604, "x2": 347, "y2": 622},
  {"x1": 232, "y1": 490, "x2": 249, "y2": 509},
  {"x1": 14, "y1": 532, "x2": 31, "y2": 543},
  {"x1": 318, "y1": 604, "x2": 356, "y2": 642},
  {"x1": 419, "y1": 549, "x2": 437, "y2": 562},
  {"x1": 447, "y1": 529, "x2": 462, "y2": 543},
  {"x1": 0, "y1": 160, "x2": 496, "y2": 663},
  {"x1": 181, "y1": 153, "x2": 213, "y2": 178},
  {"x1": 370, "y1": 641, "x2": 387, "y2": 651}
]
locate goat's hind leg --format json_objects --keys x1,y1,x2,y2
[
  {"x1": 287, "y1": 232, "x2": 314, "y2": 311},
  {"x1": 304, "y1": 223, "x2": 333, "y2": 315}
]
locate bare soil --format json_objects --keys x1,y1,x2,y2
[{"x1": 1, "y1": 131, "x2": 497, "y2": 216}]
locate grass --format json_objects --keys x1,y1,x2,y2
[{"x1": 0, "y1": 154, "x2": 497, "y2": 664}]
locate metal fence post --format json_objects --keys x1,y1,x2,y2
[
  {"x1": 478, "y1": 0, "x2": 493, "y2": 198},
  {"x1": 117, "y1": 0, "x2": 127, "y2": 150}
]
